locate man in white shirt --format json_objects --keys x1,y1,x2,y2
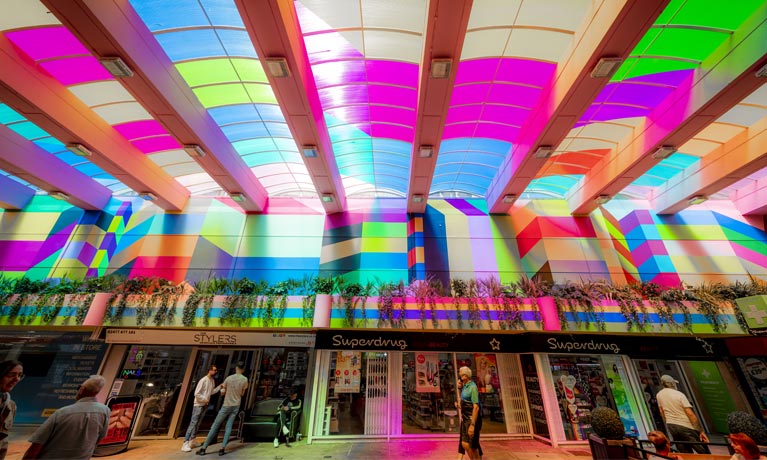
[
  {"x1": 182, "y1": 365, "x2": 219, "y2": 452},
  {"x1": 196, "y1": 362, "x2": 248, "y2": 457},
  {"x1": 655, "y1": 374, "x2": 709, "y2": 454}
]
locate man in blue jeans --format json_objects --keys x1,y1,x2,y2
[
  {"x1": 182, "y1": 364, "x2": 219, "y2": 452},
  {"x1": 196, "y1": 362, "x2": 248, "y2": 457}
]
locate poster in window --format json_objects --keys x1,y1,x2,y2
[
  {"x1": 473, "y1": 353, "x2": 500, "y2": 394},
  {"x1": 415, "y1": 352, "x2": 440, "y2": 393},
  {"x1": 334, "y1": 351, "x2": 361, "y2": 393},
  {"x1": 93, "y1": 394, "x2": 142, "y2": 457}
]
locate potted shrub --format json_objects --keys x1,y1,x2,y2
[
  {"x1": 727, "y1": 411, "x2": 767, "y2": 448},
  {"x1": 588, "y1": 407, "x2": 633, "y2": 460}
]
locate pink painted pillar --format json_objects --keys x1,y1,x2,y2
[
  {"x1": 83, "y1": 293, "x2": 112, "y2": 326},
  {"x1": 313, "y1": 294, "x2": 332, "y2": 328},
  {"x1": 537, "y1": 296, "x2": 561, "y2": 331}
]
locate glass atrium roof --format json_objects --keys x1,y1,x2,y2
[{"x1": 0, "y1": 0, "x2": 764, "y2": 214}]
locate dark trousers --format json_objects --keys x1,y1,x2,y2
[{"x1": 668, "y1": 423, "x2": 710, "y2": 454}]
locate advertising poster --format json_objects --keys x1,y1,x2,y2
[
  {"x1": 415, "y1": 352, "x2": 440, "y2": 393},
  {"x1": 520, "y1": 355, "x2": 549, "y2": 437},
  {"x1": 737, "y1": 357, "x2": 767, "y2": 417},
  {"x1": 473, "y1": 353, "x2": 500, "y2": 394},
  {"x1": 92, "y1": 395, "x2": 142, "y2": 457},
  {"x1": 334, "y1": 351, "x2": 361, "y2": 393},
  {"x1": 603, "y1": 356, "x2": 639, "y2": 437},
  {"x1": 688, "y1": 361, "x2": 737, "y2": 433}
]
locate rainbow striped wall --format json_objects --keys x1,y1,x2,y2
[{"x1": 0, "y1": 196, "x2": 765, "y2": 285}]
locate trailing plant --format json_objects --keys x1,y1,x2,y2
[
  {"x1": 377, "y1": 281, "x2": 396, "y2": 328},
  {"x1": 297, "y1": 275, "x2": 315, "y2": 327},
  {"x1": 465, "y1": 278, "x2": 482, "y2": 329},
  {"x1": 516, "y1": 276, "x2": 549, "y2": 325},
  {"x1": 152, "y1": 282, "x2": 183, "y2": 326},
  {"x1": 428, "y1": 278, "x2": 446, "y2": 329},
  {"x1": 393, "y1": 280, "x2": 408, "y2": 328},
  {"x1": 409, "y1": 279, "x2": 432, "y2": 329},
  {"x1": 6, "y1": 277, "x2": 49, "y2": 324},
  {"x1": 261, "y1": 280, "x2": 292, "y2": 327},
  {"x1": 339, "y1": 280, "x2": 364, "y2": 328},
  {"x1": 450, "y1": 278, "x2": 468, "y2": 329},
  {"x1": 74, "y1": 293, "x2": 96, "y2": 325},
  {"x1": 687, "y1": 283, "x2": 728, "y2": 333},
  {"x1": 610, "y1": 283, "x2": 648, "y2": 332},
  {"x1": 498, "y1": 281, "x2": 525, "y2": 330},
  {"x1": 477, "y1": 277, "x2": 503, "y2": 331}
]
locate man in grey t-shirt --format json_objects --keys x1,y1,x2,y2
[
  {"x1": 196, "y1": 362, "x2": 248, "y2": 456},
  {"x1": 23, "y1": 375, "x2": 110, "y2": 460}
]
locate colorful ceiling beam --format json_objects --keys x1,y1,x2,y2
[
  {"x1": 567, "y1": 2, "x2": 767, "y2": 215},
  {"x1": 406, "y1": 0, "x2": 473, "y2": 213},
  {"x1": 654, "y1": 96, "x2": 767, "y2": 214},
  {"x1": 733, "y1": 174, "x2": 767, "y2": 215},
  {"x1": 43, "y1": 0, "x2": 270, "y2": 212},
  {"x1": 0, "y1": 173, "x2": 34, "y2": 210},
  {"x1": 0, "y1": 124, "x2": 111, "y2": 209},
  {"x1": 236, "y1": 0, "x2": 346, "y2": 213},
  {"x1": 0, "y1": 34, "x2": 189, "y2": 211},
  {"x1": 486, "y1": 0, "x2": 669, "y2": 213}
]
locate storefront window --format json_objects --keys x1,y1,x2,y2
[
  {"x1": 550, "y1": 355, "x2": 616, "y2": 441},
  {"x1": 736, "y1": 357, "x2": 767, "y2": 418},
  {"x1": 456, "y1": 353, "x2": 507, "y2": 434},
  {"x1": 402, "y1": 352, "x2": 458, "y2": 434},
  {"x1": 254, "y1": 348, "x2": 310, "y2": 401},
  {"x1": 520, "y1": 354, "x2": 549, "y2": 438},
  {"x1": 112, "y1": 345, "x2": 191, "y2": 436}
]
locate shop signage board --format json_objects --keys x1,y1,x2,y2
[
  {"x1": 687, "y1": 361, "x2": 738, "y2": 433},
  {"x1": 105, "y1": 329, "x2": 315, "y2": 347},
  {"x1": 735, "y1": 295, "x2": 767, "y2": 334},
  {"x1": 93, "y1": 395, "x2": 142, "y2": 457},
  {"x1": 315, "y1": 330, "x2": 725, "y2": 359}
]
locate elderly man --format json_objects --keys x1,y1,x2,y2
[
  {"x1": 656, "y1": 374, "x2": 710, "y2": 454},
  {"x1": 23, "y1": 375, "x2": 110, "y2": 460}
]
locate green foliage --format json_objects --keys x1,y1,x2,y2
[
  {"x1": 727, "y1": 411, "x2": 767, "y2": 445},
  {"x1": 590, "y1": 407, "x2": 625, "y2": 440}
]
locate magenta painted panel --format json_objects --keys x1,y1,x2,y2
[
  {"x1": 486, "y1": 85, "x2": 543, "y2": 108},
  {"x1": 582, "y1": 104, "x2": 650, "y2": 124},
  {"x1": 446, "y1": 105, "x2": 483, "y2": 124},
  {"x1": 313, "y1": 60, "x2": 366, "y2": 87},
  {"x1": 627, "y1": 69, "x2": 693, "y2": 86},
  {"x1": 366, "y1": 60, "x2": 418, "y2": 87},
  {"x1": 318, "y1": 86, "x2": 368, "y2": 106},
  {"x1": 5, "y1": 27, "x2": 89, "y2": 61},
  {"x1": 304, "y1": 33, "x2": 362, "y2": 63},
  {"x1": 455, "y1": 59, "x2": 498, "y2": 84},
  {"x1": 481, "y1": 105, "x2": 530, "y2": 126},
  {"x1": 370, "y1": 123, "x2": 413, "y2": 142},
  {"x1": 474, "y1": 123, "x2": 519, "y2": 143},
  {"x1": 131, "y1": 136, "x2": 182, "y2": 154},
  {"x1": 450, "y1": 84, "x2": 492, "y2": 105},
  {"x1": 369, "y1": 106, "x2": 415, "y2": 126},
  {"x1": 497, "y1": 59, "x2": 555, "y2": 87},
  {"x1": 368, "y1": 85, "x2": 416, "y2": 108},
  {"x1": 113, "y1": 120, "x2": 169, "y2": 139},
  {"x1": 443, "y1": 123, "x2": 477, "y2": 139},
  {"x1": 38, "y1": 56, "x2": 113, "y2": 85}
]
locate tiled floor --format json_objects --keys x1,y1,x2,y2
[{"x1": 4, "y1": 427, "x2": 594, "y2": 460}]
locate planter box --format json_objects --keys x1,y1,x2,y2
[
  {"x1": 588, "y1": 433, "x2": 634, "y2": 460},
  {"x1": 0, "y1": 293, "x2": 103, "y2": 327}
]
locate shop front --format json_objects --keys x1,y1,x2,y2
[
  {"x1": 101, "y1": 328, "x2": 315, "y2": 440},
  {"x1": 307, "y1": 330, "x2": 745, "y2": 446},
  {"x1": 726, "y1": 336, "x2": 767, "y2": 420}
]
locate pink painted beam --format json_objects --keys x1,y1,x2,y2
[
  {"x1": 0, "y1": 174, "x2": 34, "y2": 210},
  {"x1": 567, "y1": 4, "x2": 767, "y2": 215},
  {"x1": 236, "y1": 0, "x2": 346, "y2": 214},
  {"x1": 486, "y1": 0, "x2": 669, "y2": 214},
  {"x1": 654, "y1": 116, "x2": 767, "y2": 214},
  {"x1": 0, "y1": 34, "x2": 189, "y2": 211},
  {"x1": 407, "y1": 0, "x2": 473, "y2": 213},
  {"x1": 733, "y1": 175, "x2": 767, "y2": 216},
  {"x1": 0, "y1": 124, "x2": 111, "y2": 210},
  {"x1": 43, "y1": 0, "x2": 268, "y2": 213}
]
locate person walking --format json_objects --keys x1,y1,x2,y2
[
  {"x1": 458, "y1": 366, "x2": 482, "y2": 460},
  {"x1": 455, "y1": 377, "x2": 482, "y2": 460},
  {"x1": 656, "y1": 375, "x2": 709, "y2": 454},
  {"x1": 0, "y1": 360, "x2": 23, "y2": 460},
  {"x1": 196, "y1": 362, "x2": 248, "y2": 457},
  {"x1": 22, "y1": 375, "x2": 110, "y2": 460},
  {"x1": 182, "y1": 364, "x2": 220, "y2": 452},
  {"x1": 273, "y1": 387, "x2": 302, "y2": 448}
]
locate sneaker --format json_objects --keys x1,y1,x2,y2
[
  {"x1": 273, "y1": 438, "x2": 279, "y2": 448},
  {"x1": 181, "y1": 442, "x2": 192, "y2": 452},
  {"x1": 282, "y1": 425, "x2": 289, "y2": 436},
  {"x1": 285, "y1": 438, "x2": 291, "y2": 448},
  {"x1": 195, "y1": 448, "x2": 206, "y2": 456},
  {"x1": 218, "y1": 448, "x2": 225, "y2": 456}
]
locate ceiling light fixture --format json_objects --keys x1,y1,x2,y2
[
  {"x1": 139, "y1": 192, "x2": 157, "y2": 201},
  {"x1": 533, "y1": 145, "x2": 554, "y2": 159},
  {"x1": 419, "y1": 146, "x2": 434, "y2": 158},
  {"x1": 65, "y1": 143, "x2": 93, "y2": 157},
  {"x1": 688, "y1": 195, "x2": 707, "y2": 205},
  {"x1": 229, "y1": 193, "x2": 245, "y2": 203},
  {"x1": 321, "y1": 194, "x2": 334, "y2": 203},
  {"x1": 302, "y1": 145, "x2": 318, "y2": 158},
  {"x1": 590, "y1": 57, "x2": 623, "y2": 78},
  {"x1": 412, "y1": 194, "x2": 425, "y2": 203},
  {"x1": 99, "y1": 57, "x2": 134, "y2": 77},
  {"x1": 49, "y1": 191, "x2": 69, "y2": 201},
  {"x1": 183, "y1": 144, "x2": 206, "y2": 158},
  {"x1": 652, "y1": 145, "x2": 676, "y2": 160},
  {"x1": 756, "y1": 63, "x2": 767, "y2": 78},
  {"x1": 430, "y1": 58, "x2": 452, "y2": 79},
  {"x1": 502, "y1": 194, "x2": 517, "y2": 204},
  {"x1": 595, "y1": 195, "x2": 611, "y2": 205},
  {"x1": 264, "y1": 57, "x2": 290, "y2": 78}
]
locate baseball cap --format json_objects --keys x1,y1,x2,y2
[{"x1": 660, "y1": 375, "x2": 679, "y2": 384}]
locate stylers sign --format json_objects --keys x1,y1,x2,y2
[{"x1": 415, "y1": 352, "x2": 440, "y2": 393}]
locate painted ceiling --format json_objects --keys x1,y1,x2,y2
[{"x1": 0, "y1": 0, "x2": 765, "y2": 215}]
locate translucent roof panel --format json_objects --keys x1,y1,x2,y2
[
  {"x1": 296, "y1": 0, "x2": 423, "y2": 197},
  {"x1": 131, "y1": 0, "x2": 315, "y2": 197},
  {"x1": 0, "y1": 103, "x2": 125, "y2": 192}
]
